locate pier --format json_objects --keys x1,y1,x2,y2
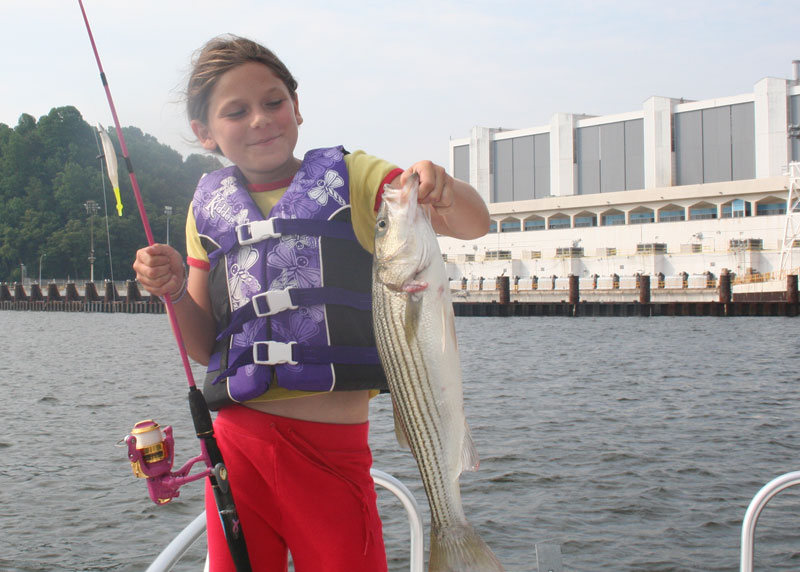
[
  {"x1": 0, "y1": 280, "x2": 165, "y2": 314},
  {"x1": 450, "y1": 272, "x2": 800, "y2": 317},
  {"x1": 1, "y1": 272, "x2": 798, "y2": 317}
]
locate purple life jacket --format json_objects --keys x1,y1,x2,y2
[{"x1": 192, "y1": 146, "x2": 387, "y2": 409}]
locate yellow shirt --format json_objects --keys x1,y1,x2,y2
[{"x1": 185, "y1": 150, "x2": 401, "y2": 402}]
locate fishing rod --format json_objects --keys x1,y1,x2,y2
[{"x1": 76, "y1": 2, "x2": 251, "y2": 569}]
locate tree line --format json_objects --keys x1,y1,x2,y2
[{"x1": 0, "y1": 106, "x2": 223, "y2": 283}]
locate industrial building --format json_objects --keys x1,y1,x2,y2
[{"x1": 442, "y1": 61, "x2": 800, "y2": 292}]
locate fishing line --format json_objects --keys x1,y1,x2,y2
[
  {"x1": 91, "y1": 127, "x2": 116, "y2": 297},
  {"x1": 77, "y1": 2, "x2": 251, "y2": 569},
  {"x1": 76, "y1": 0, "x2": 195, "y2": 387}
]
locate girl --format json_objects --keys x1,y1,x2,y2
[{"x1": 133, "y1": 35, "x2": 489, "y2": 572}]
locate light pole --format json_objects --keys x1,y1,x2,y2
[
  {"x1": 84, "y1": 200, "x2": 100, "y2": 282},
  {"x1": 39, "y1": 253, "x2": 46, "y2": 284},
  {"x1": 164, "y1": 205, "x2": 173, "y2": 245}
]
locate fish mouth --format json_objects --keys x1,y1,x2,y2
[
  {"x1": 375, "y1": 261, "x2": 414, "y2": 290},
  {"x1": 376, "y1": 242, "x2": 430, "y2": 291}
]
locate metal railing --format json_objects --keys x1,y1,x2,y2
[
  {"x1": 740, "y1": 470, "x2": 800, "y2": 572},
  {"x1": 145, "y1": 468, "x2": 424, "y2": 572}
]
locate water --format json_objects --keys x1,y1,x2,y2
[{"x1": 1, "y1": 312, "x2": 799, "y2": 571}]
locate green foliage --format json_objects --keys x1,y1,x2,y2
[{"x1": 0, "y1": 106, "x2": 223, "y2": 282}]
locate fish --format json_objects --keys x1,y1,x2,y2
[{"x1": 372, "y1": 174, "x2": 505, "y2": 571}]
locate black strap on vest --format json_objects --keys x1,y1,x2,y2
[
  {"x1": 213, "y1": 341, "x2": 381, "y2": 384},
  {"x1": 217, "y1": 286, "x2": 372, "y2": 340},
  {"x1": 208, "y1": 219, "x2": 358, "y2": 266}
]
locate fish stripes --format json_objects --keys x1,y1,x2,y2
[
  {"x1": 372, "y1": 175, "x2": 505, "y2": 571},
  {"x1": 373, "y1": 289, "x2": 460, "y2": 529}
]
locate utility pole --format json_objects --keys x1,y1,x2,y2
[
  {"x1": 164, "y1": 205, "x2": 173, "y2": 245},
  {"x1": 39, "y1": 253, "x2": 47, "y2": 284},
  {"x1": 85, "y1": 200, "x2": 100, "y2": 282}
]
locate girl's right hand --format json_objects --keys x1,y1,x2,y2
[{"x1": 133, "y1": 244, "x2": 185, "y2": 297}]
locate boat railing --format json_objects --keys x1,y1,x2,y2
[
  {"x1": 145, "y1": 468, "x2": 424, "y2": 572},
  {"x1": 740, "y1": 470, "x2": 800, "y2": 572}
]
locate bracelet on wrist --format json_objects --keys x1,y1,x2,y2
[{"x1": 160, "y1": 265, "x2": 188, "y2": 304}]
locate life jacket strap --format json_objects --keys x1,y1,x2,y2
[
  {"x1": 209, "y1": 218, "x2": 359, "y2": 266},
  {"x1": 216, "y1": 287, "x2": 372, "y2": 341},
  {"x1": 236, "y1": 218, "x2": 357, "y2": 245},
  {"x1": 212, "y1": 342, "x2": 381, "y2": 384}
]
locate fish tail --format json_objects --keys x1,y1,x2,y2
[{"x1": 429, "y1": 523, "x2": 505, "y2": 572}]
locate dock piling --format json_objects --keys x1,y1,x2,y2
[
  {"x1": 498, "y1": 275, "x2": 510, "y2": 305},
  {"x1": 14, "y1": 283, "x2": 28, "y2": 302},
  {"x1": 568, "y1": 274, "x2": 580, "y2": 316},
  {"x1": 787, "y1": 275, "x2": 798, "y2": 305}
]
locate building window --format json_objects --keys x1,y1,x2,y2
[
  {"x1": 637, "y1": 243, "x2": 668, "y2": 254},
  {"x1": 756, "y1": 203, "x2": 786, "y2": 216},
  {"x1": 548, "y1": 218, "x2": 570, "y2": 229},
  {"x1": 602, "y1": 213, "x2": 626, "y2": 226},
  {"x1": 722, "y1": 200, "x2": 751, "y2": 218},
  {"x1": 674, "y1": 103, "x2": 755, "y2": 186},
  {"x1": 453, "y1": 145, "x2": 470, "y2": 183},
  {"x1": 659, "y1": 209, "x2": 686, "y2": 222},
  {"x1": 574, "y1": 215, "x2": 597, "y2": 228},
  {"x1": 689, "y1": 207, "x2": 717, "y2": 220},
  {"x1": 524, "y1": 219, "x2": 545, "y2": 231},
  {"x1": 500, "y1": 220, "x2": 521, "y2": 233},
  {"x1": 486, "y1": 250, "x2": 512, "y2": 260},
  {"x1": 489, "y1": 221, "x2": 498, "y2": 233},
  {"x1": 492, "y1": 134, "x2": 551, "y2": 202},
  {"x1": 630, "y1": 211, "x2": 655, "y2": 224}
]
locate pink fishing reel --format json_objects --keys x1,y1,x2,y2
[{"x1": 125, "y1": 419, "x2": 211, "y2": 505}]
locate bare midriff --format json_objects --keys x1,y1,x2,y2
[{"x1": 244, "y1": 389, "x2": 372, "y2": 424}]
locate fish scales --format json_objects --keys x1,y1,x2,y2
[
  {"x1": 373, "y1": 289, "x2": 460, "y2": 528},
  {"x1": 372, "y1": 174, "x2": 505, "y2": 571}
]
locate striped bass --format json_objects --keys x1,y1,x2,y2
[{"x1": 372, "y1": 174, "x2": 505, "y2": 571}]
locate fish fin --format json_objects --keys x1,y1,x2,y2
[
  {"x1": 461, "y1": 420, "x2": 480, "y2": 473},
  {"x1": 429, "y1": 523, "x2": 505, "y2": 572},
  {"x1": 404, "y1": 293, "x2": 423, "y2": 345},
  {"x1": 392, "y1": 402, "x2": 411, "y2": 450},
  {"x1": 442, "y1": 294, "x2": 458, "y2": 353}
]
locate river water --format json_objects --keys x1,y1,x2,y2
[{"x1": 1, "y1": 312, "x2": 799, "y2": 571}]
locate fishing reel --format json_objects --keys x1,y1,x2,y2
[{"x1": 124, "y1": 419, "x2": 212, "y2": 505}]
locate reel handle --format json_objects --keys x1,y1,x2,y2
[{"x1": 125, "y1": 420, "x2": 212, "y2": 505}]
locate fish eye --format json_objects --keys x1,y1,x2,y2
[{"x1": 376, "y1": 218, "x2": 388, "y2": 236}]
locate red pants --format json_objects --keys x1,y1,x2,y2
[{"x1": 205, "y1": 405, "x2": 387, "y2": 572}]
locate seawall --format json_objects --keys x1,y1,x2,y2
[
  {"x1": 2, "y1": 273, "x2": 797, "y2": 317},
  {"x1": 0, "y1": 280, "x2": 165, "y2": 314}
]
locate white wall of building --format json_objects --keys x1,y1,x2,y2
[{"x1": 446, "y1": 70, "x2": 800, "y2": 281}]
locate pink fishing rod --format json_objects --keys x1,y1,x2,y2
[
  {"x1": 77, "y1": 2, "x2": 252, "y2": 569},
  {"x1": 77, "y1": 0, "x2": 196, "y2": 388}
]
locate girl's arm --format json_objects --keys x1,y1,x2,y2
[
  {"x1": 392, "y1": 160, "x2": 490, "y2": 240},
  {"x1": 133, "y1": 244, "x2": 216, "y2": 365}
]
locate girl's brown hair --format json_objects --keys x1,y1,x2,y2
[{"x1": 186, "y1": 35, "x2": 298, "y2": 125}]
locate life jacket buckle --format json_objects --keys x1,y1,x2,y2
[
  {"x1": 236, "y1": 218, "x2": 280, "y2": 245},
  {"x1": 253, "y1": 341, "x2": 298, "y2": 366},
  {"x1": 252, "y1": 289, "x2": 298, "y2": 317}
]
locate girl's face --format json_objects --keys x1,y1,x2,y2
[{"x1": 191, "y1": 61, "x2": 303, "y2": 185}]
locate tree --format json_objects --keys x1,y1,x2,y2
[{"x1": 0, "y1": 107, "x2": 223, "y2": 283}]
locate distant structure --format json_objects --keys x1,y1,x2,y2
[{"x1": 443, "y1": 60, "x2": 800, "y2": 286}]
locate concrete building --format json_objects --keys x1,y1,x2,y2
[{"x1": 442, "y1": 61, "x2": 800, "y2": 289}]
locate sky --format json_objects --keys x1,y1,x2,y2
[{"x1": 1, "y1": 1, "x2": 798, "y2": 171}]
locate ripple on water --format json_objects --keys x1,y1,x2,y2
[{"x1": 3, "y1": 314, "x2": 800, "y2": 571}]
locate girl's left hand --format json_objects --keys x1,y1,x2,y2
[{"x1": 402, "y1": 161, "x2": 454, "y2": 214}]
